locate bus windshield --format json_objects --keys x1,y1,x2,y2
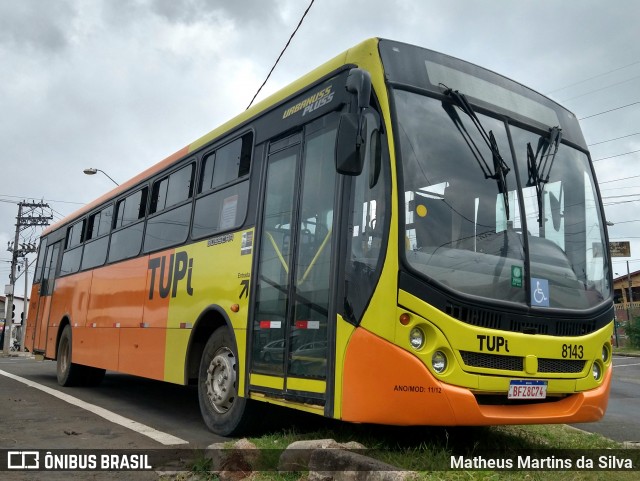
[{"x1": 397, "y1": 90, "x2": 611, "y2": 310}]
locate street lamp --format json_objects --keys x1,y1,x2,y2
[{"x1": 83, "y1": 168, "x2": 119, "y2": 186}]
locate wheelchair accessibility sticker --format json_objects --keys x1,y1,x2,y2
[{"x1": 531, "y1": 278, "x2": 549, "y2": 307}]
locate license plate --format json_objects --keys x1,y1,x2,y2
[{"x1": 508, "y1": 380, "x2": 548, "y2": 400}]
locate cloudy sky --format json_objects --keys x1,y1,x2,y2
[{"x1": 1, "y1": 0, "x2": 639, "y2": 299}]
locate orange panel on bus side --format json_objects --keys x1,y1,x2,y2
[
  {"x1": 110, "y1": 250, "x2": 175, "y2": 380},
  {"x1": 25, "y1": 284, "x2": 41, "y2": 352},
  {"x1": 34, "y1": 297, "x2": 51, "y2": 353},
  {"x1": 43, "y1": 271, "x2": 93, "y2": 359},
  {"x1": 73, "y1": 327, "x2": 120, "y2": 371},
  {"x1": 48, "y1": 271, "x2": 93, "y2": 328},
  {"x1": 87, "y1": 258, "x2": 148, "y2": 328},
  {"x1": 341, "y1": 327, "x2": 457, "y2": 425},
  {"x1": 118, "y1": 327, "x2": 167, "y2": 380}
]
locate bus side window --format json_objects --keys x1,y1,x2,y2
[
  {"x1": 60, "y1": 219, "x2": 85, "y2": 276},
  {"x1": 149, "y1": 163, "x2": 195, "y2": 214},
  {"x1": 82, "y1": 205, "x2": 113, "y2": 270},
  {"x1": 41, "y1": 242, "x2": 62, "y2": 296},
  {"x1": 114, "y1": 187, "x2": 148, "y2": 229},
  {"x1": 109, "y1": 187, "x2": 148, "y2": 263},
  {"x1": 33, "y1": 237, "x2": 49, "y2": 284},
  {"x1": 144, "y1": 163, "x2": 195, "y2": 253},
  {"x1": 192, "y1": 132, "x2": 253, "y2": 238}
]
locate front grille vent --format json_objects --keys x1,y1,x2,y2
[
  {"x1": 445, "y1": 304, "x2": 502, "y2": 329},
  {"x1": 445, "y1": 301, "x2": 601, "y2": 336},
  {"x1": 509, "y1": 319, "x2": 549, "y2": 335},
  {"x1": 555, "y1": 321, "x2": 596, "y2": 337},
  {"x1": 460, "y1": 351, "x2": 523, "y2": 371},
  {"x1": 460, "y1": 351, "x2": 587, "y2": 374},
  {"x1": 538, "y1": 358, "x2": 586, "y2": 373}
]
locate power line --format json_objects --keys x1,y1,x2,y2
[
  {"x1": 598, "y1": 173, "x2": 640, "y2": 184},
  {"x1": 604, "y1": 199, "x2": 640, "y2": 206},
  {"x1": 578, "y1": 101, "x2": 640, "y2": 120},
  {"x1": 607, "y1": 219, "x2": 640, "y2": 225},
  {"x1": 546, "y1": 59, "x2": 640, "y2": 94},
  {"x1": 601, "y1": 186, "x2": 640, "y2": 193},
  {"x1": 246, "y1": 0, "x2": 316, "y2": 110},
  {"x1": 592, "y1": 150, "x2": 640, "y2": 162},
  {"x1": 558, "y1": 74, "x2": 640, "y2": 103},
  {"x1": 601, "y1": 193, "x2": 640, "y2": 200},
  {"x1": 0, "y1": 194, "x2": 84, "y2": 206},
  {"x1": 588, "y1": 132, "x2": 640, "y2": 146},
  {"x1": 593, "y1": 149, "x2": 640, "y2": 162}
]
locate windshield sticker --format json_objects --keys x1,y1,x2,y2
[
  {"x1": 531, "y1": 278, "x2": 550, "y2": 307},
  {"x1": 511, "y1": 265, "x2": 523, "y2": 288},
  {"x1": 241, "y1": 231, "x2": 253, "y2": 256}
]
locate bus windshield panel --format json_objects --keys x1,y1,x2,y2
[{"x1": 382, "y1": 41, "x2": 611, "y2": 310}]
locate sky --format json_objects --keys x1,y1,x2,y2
[{"x1": 1, "y1": 0, "x2": 640, "y2": 300}]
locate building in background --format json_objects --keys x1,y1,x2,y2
[
  {"x1": 612, "y1": 270, "x2": 640, "y2": 346},
  {"x1": 0, "y1": 295, "x2": 28, "y2": 349}
]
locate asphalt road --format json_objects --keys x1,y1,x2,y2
[
  {"x1": 0, "y1": 355, "x2": 224, "y2": 449},
  {"x1": 572, "y1": 354, "x2": 640, "y2": 444},
  {"x1": 0, "y1": 352, "x2": 638, "y2": 457}
]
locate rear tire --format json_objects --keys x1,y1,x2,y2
[
  {"x1": 198, "y1": 328, "x2": 254, "y2": 436},
  {"x1": 56, "y1": 325, "x2": 105, "y2": 387}
]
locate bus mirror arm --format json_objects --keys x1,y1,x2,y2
[
  {"x1": 335, "y1": 68, "x2": 372, "y2": 176},
  {"x1": 346, "y1": 68, "x2": 372, "y2": 112}
]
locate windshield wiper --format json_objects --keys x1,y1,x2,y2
[
  {"x1": 526, "y1": 126, "x2": 563, "y2": 225},
  {"x1": 441, "y1": 85, "x2": 511, "y2": 220}
]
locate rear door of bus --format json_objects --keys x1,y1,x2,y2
[{"x1": 32, "y1": 241, "x2": 61, "y2": 352}]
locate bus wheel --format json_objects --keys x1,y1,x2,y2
[
  {"x1": 56, "y1": 325, "x2": 84, "y2": 386},
  {"x1": 198, "y1": 328, "x2": 253, "y2": 436}
]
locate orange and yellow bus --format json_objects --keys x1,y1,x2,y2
[{"x1": 26, "y1": 38, "x2": 614, "y2": 436}]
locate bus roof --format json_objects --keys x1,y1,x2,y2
[{"x1": 42, "y1": 38, "x2": 380, "y2": 237}]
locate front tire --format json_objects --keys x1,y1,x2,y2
[{"x1": 198, "y1": 328, "x2": 254, "y2": 436}]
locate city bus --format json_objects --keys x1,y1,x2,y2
[{"x1": 25, "y1": 38, "x2": 614, "y2": 436}]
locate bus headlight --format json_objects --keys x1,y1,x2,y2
[
  {"x1": 592, "y1": 362, "x2": 602, "y2": 381},
  {"x1": 601, "y1": 344, "x2": 609, "y2": 363},
  {"x1": 409, "y1": 327, "x2": 425, "y2": 350},
  {"x1": 432, "y1": 351, "x2": 447, "y2": 374}
]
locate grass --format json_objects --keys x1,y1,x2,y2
[{"x1": 165, "y1": 405, "x2": 638, "y2": 481}]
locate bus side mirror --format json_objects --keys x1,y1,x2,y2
[{"x1": 335, "y1": 68, "x2": 372, "y2": 176}]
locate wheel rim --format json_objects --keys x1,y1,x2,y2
[{"x1": 205, "y1": 347, "x2": 237, "y2": 414}]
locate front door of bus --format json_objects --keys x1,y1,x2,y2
[
  {"x1": 32, "y1": 241, "x2": 61, "y2": 352},
  {"x1": 250, "y1": 116, "x2": 339, "y2": 406}
]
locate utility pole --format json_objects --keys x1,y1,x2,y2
[
  {"x1": 20, "y1": 258, "x2": 31, "y2": 352},
  {"x1": 628, "y1": 260, "x2": 634, "y2": 323},
  {"x1": 2, "y1": 201, "x2": 51, "y2": 355},
  {"x1": 3, "y1": 202, "x2": 22, "y2": 355}
]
